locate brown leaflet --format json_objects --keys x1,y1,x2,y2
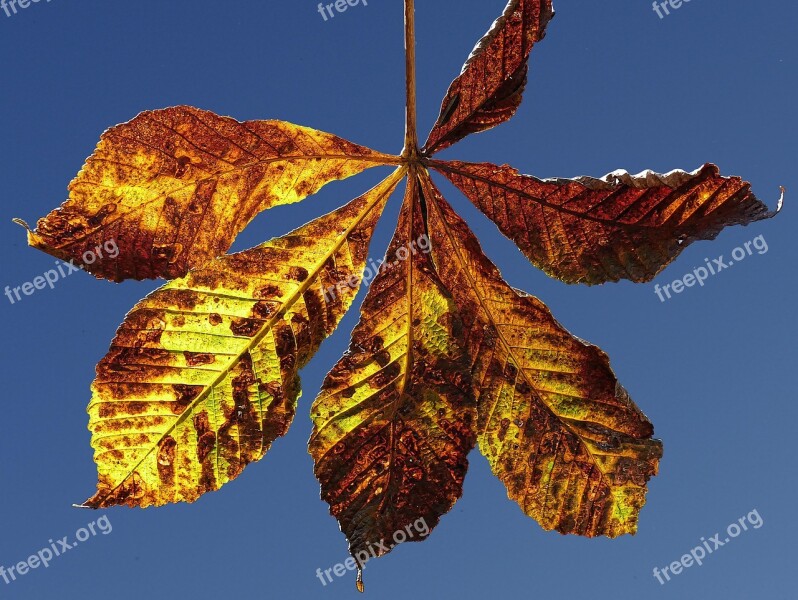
[
  {"x1": 422, "y1": 0, "x2": 555, "y2": 154},
  {"x1": 432, "y1": 160, "x2": 781, "y2": 285},
  {"x1": 22, "y1": 106, "x2": 398, "y2": 281},
  {"x1": 82, "y1": 169, "x2": 404, "y2": 508},
  {"x1": 309, "y1": 173, "x2": 476, "y2": 589},
  {"x1": 420, "y1": 171, "x2": 662, "y2": 537}
]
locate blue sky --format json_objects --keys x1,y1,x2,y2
[{"x1": 0, "y1": 1, "x2": 795, "y2": 598}]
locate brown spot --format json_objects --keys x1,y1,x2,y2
[
  {"x1": 280, "y1": 354, "x2": 296, "y2": 372},
  {"x1": 208, "y1": 313, "x2": 223, "y2": 326},
  {"x1": 175, "y1": 155, "x2": 191, "y2": 178},
  {"x1": 98, "y1": 404, "x2": 116, "y2": 418},
  {"x1": 515, "y1": 379, "x2": 531, "y2": 395},
  {"x1": 322, "y1": 359, "x2": 354, "y2": 390},
  {"x1": 302, "y1": 289, "x2": 325, "y2": 340},
  {"x1": 257, "y1": 284, "x2": 281, "y2": 299},
  {"x1": 261, "y1": 388, "x2": 296, "y2": 444},
  {"x1": 374, "y1": 350, "x2": 391, "y2": 367},
  {"x1": 163, "y1": 197, "x2": 180, "y2": 226},
  {"x1": 157, "y1": 436, "x2": 177, "y2": 485},
  {"x1": 193, "y1": 411, "x2": 217, "y2": 493},
  {"x1": 152, "y1": 244, "x2": 181, "y2": 264},
  {"x1": 193, "y1": 412, "x2": 217, "y2": 463},
  {"x1": 498, "y1": 418, "x2": 511, "y2": 441},
  {"x1": 158, "y1": 289, "x2": 200, "y2": 310},
  {"x1": 87, "y1": 204, "x2": 117, "y2": 227},
  {"x1": 230, "y1": 318, "x2": 261, "y2": 337},
  {"x1": 101, "y1": 382, "x2": 163, "y2": 401},
  {"x1": 274, "y1": 324, "x2": 297, "y2": 371},
  {"x1": 139, "y1": 330, "x2": 164, "y2": 345},
  {"x1": 258, "y1": 381, "x2": 284, "y2": 402},
  {"x1": 85, "y1": 472, "x2": 148, "y2": 508},
  {"x1": 288, "y1": 266, "x2": 309, "y2": 282},
  {"x1": 347, "y1": 228, "x2": 368, "y2": 244},
  {"x1": 172, "y1": 384, "x2": 201, "y2": 415},
  {"x1": 106, "y1": 346, "x2": 172, "y2": 365},
  {"x1": 372, "y1": 362, "x2": 401, "y2": 388},
  {"x1": 252, "y1": 301, "x2": 276, "y2": 319},
  {"x1": 539, "y1": 431, "x2": 560, "y2": 454},
  {"x1": 98, "y1": 401, "x2": 148, "y2": 419},
  {"x1": 486, "y1": 358, "x2": 504, "y2": 379},
  {"x1": 188, "y1": 271, "x2": 220, "y2": 289},
  {"x1": 368, "y1": 336, "x2": 384, "y2": 352},
  {"x1": 291, "y1": 313, "x2": 312, "y2": 362},
  {"x1": 504, "y1": 363, "x2": 518, "y2": 380},
  {"x1": 193, "y1": 411, "x2": 210, "y2": 434},
  {"x1": 217, "y1": 353, "x2": 262, "y2": 478},
  {"x1": 184, "y1": 351, "x2": 215, "y2": 366}
]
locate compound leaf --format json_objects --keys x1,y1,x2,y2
[
  {"x1": 423, "y1": 0, "x2": 555, "y2": 154},
  {"x1": 421, "y1": 171, "x2": 662, "y2": 537},
  {"x1": 82, "y1": 169, "x2": 403, "y2": 508},
  {"x1": 309, "y1": 174, "x2": 476, "y2": 586},
  {"x1": 25, "y1": 106, "x2": 396, "y2": 281},
  {"x1": 20, "y1": 0, "x2": 783, "y2": 581},
  {"x1": 433, "y1": 160, "x2": 780, "y2": 285}
]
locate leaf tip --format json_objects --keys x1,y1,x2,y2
[
  {"x1": 12, "y1": 218, "x2": 45, "y2": 249},
  {"x1": 12, "y1": 217, "x2": 31, "y2": 233},
  {"x1": 775, "y1": 185, "x2": 786, "y2": 213},
  {"x1": 356, "y1": 567, "x2": 364, "y2": 593}
]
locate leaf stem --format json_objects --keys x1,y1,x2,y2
[{"x1": 403, "y1": 0, "x2": 418, "y2": 159}]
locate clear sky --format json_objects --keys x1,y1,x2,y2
[{"x1": 0, "y1": 1, "x2": 795, "y2": 598}]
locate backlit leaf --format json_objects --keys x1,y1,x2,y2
[
  {"x1": 309, "y1": 175, "x2": 476, "y2": 583},
  {"x1": 432, "y1": 160, "x2": 780, "y2": 284},
  {"x1": 423, "y1": 0, "x2": 555, "y2": 154},
  {"x1": 82, "y1": 169, "x2": 404, "y2": 508},
  {"x1": 20, "y1": 0, "x2": 782, "y2": 584},
  {"x1": 26, "y1": 106, "x2": 396, "y2": 281},
  {"x1": 421, "y1": 171, "x2": 662, "y2": 537}
]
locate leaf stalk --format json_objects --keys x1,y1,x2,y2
[{"x1": 402, "y1": 0, "x2": 418, "y2": 160}]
